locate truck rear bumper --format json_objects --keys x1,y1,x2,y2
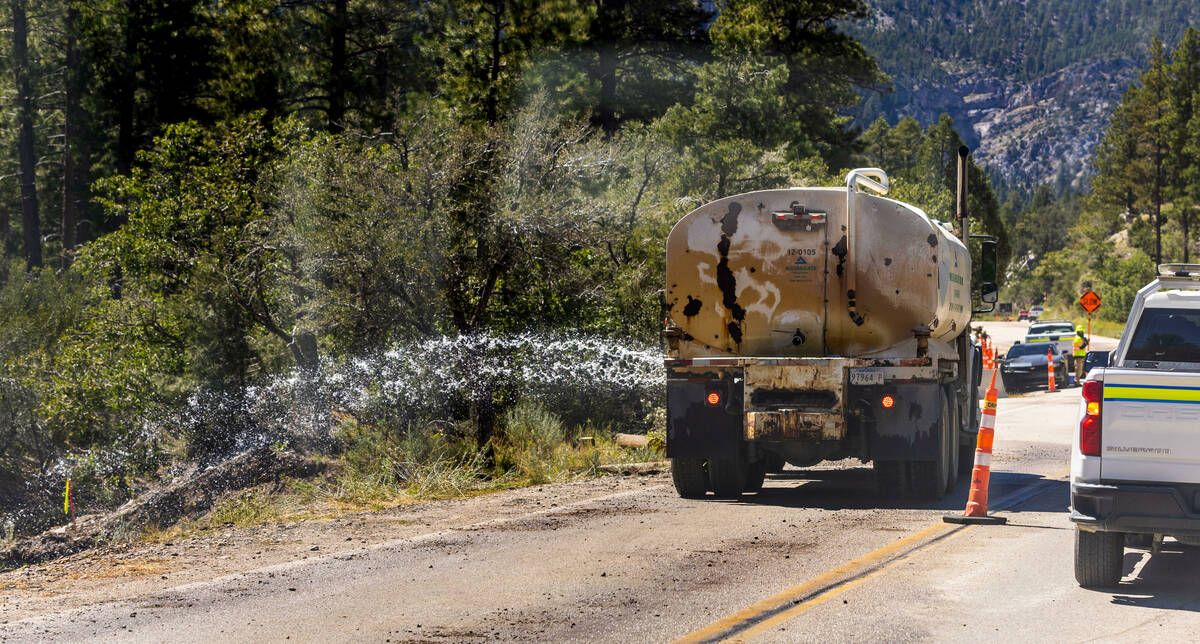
[{"x1": 1070, "y1": 481, "x2": 1200, "y2": 536}]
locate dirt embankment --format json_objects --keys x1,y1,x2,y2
[{"x1": 1, "y1": 446, "x2": 321, "y2": 570}]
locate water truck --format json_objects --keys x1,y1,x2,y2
[{"x1": 663, "y1": 149, "x2": 998, "y2": 499}]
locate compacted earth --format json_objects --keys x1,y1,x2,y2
[{"x1": 1, "y1": 470, "x2": 668, "y2": 627}]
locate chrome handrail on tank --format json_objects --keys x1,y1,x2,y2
[
  {"x1": 845, "y1": 168, "x2": 889, "y2": 196},
  {"x1": 843, "y1": 168, "x2": 889, "y2": 327}
]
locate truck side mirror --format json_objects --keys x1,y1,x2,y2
[
  {"x1": 1085, "y1": 350, "x2": 1111, "y2": 368},
  {"x1": 981, "y1": 281, "x2": 998, "y2": 303},
  {"x1": 972, "y1": 238, "x2": 998, "y2": 313},
  {"x1": 980, "y1": 239, "x2": 997, "y2": 281}
]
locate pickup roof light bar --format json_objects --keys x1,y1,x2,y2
[{"x1": 1158, "y1": 263, "x2": 1200, "y2": 278}]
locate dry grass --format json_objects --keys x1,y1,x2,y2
[{"x1": 136, "y1": 403, "x2": 663, "y2": 542}]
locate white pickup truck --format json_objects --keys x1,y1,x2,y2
[{"x1": 1071, "y1": 264, "x2": 1200, "y2": 587}]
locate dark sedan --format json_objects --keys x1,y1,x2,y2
[{"x1": 1000, "y1": 342, "x2": 1069, "y2": 392}]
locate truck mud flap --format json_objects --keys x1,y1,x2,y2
[
  {"x1": 855, "y1": 383, "x2": 942, "y2": 461},
  {"x1": 666, "y1": 379, "x2": 743, "y2": 458}
]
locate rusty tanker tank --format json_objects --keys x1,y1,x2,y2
[
  {"x1": 664, "y1": 165, "x2": 999, "y2": 502},
  {"x1": 665, "y1": 183, "x2": 971, "y2": 359}
]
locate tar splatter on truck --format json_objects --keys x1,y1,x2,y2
[{"x1": 663, "y1": 151, "x2": 998, "y2": 500}]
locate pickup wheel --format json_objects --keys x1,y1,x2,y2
[
  {"x1": 708, "y1": 457, "x2": 747, "y2": 498},
  {"x1": 910, "y1": 389, "x2": 953, "y2": 499},
  {"x1": 1074, "y1": 528, "x2": 1125, "y2": 588},
  {"x1": 670, "y1": 458, "x2": 709, "y2": 499}
]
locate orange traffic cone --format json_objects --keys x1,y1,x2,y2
[
  {"x1": 1046, "y1": 347, "x2": 1057, "y2": 392},
  {"x1": 945, "y1": 371, "x2": 1007, "y2": 525}
]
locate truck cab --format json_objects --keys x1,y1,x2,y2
[
  {"x1": 1023, "y1": 319, "x2": 1076, "y2": 357},
  {"x1": 1071, "y1": 264, "x2": 1200, "y2": 587}
]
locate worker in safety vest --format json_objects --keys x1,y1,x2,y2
[{"x1": 1073, "y1": 327, "x2": 1088, "y2": 384}]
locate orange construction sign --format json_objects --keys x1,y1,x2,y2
[{"x1": 1079, "y1": 290, "x2": 1101, "y2": 313}]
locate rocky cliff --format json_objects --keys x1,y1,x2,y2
[{"x1": 860, "y1": 58, "x2": 1139, "y2": 189}]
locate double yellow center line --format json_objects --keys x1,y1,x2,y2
[
  {"x1": 675, "y1": 521, "x2": 964, "y2": 643},
  {"x1": 676, "y1": 468, "x2": 1069, "y2": 643}
]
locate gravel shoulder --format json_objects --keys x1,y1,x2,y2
[{"x1": 1, "y1": 470, "x2": 666, "y2": 626}]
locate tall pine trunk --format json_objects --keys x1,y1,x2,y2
[
  {"x1": 595, "y1": 45, "x2": 618, "y2": 134},
  {"x1": 1185, "y1": 210, "x2": 1192, "y2": 264},
  {"x1": 485, "y1": 0, "x2": 503, "y2": 125},
  {"x1": 61, "y1": 1, "x2": 89, "y2": 266},
  {"x1": 12, "y1": 0, "x2": 42, "y2": 269},
  {"x1": 327, "y1": 0, "x2": 347, "y2": 133},
  {"x1": 116, "y1": 0, "x2": 137, "y2": 175}
]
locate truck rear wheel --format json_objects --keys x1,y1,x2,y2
[
  {"x1": 1075, "y1": 528, "x2": 1125, "y2": 588},
  {"x1": 708, "y1": 457, "x2": 747, "y2": 498},
  {"x1": 960, "y1": 388, "x2": 979, "y2": 475},
  {"x1": 744, "y1": 460, "x2": 766, "y2": 493},
  {"x1": 910, "y1": 389, "x2": 953, "y2": 499},
  {"x1": 671, "y1": 458, "x2": 709, "y2": 499},
  {"x1": 763, "y1": 452, "x2": 786, "y2": 473},
  {"x1": 874, "y1": 460, "x2": 907, "y2": 498},
  {"x1": 945, "y1": 386, "x2": 960, "y2": 491}
]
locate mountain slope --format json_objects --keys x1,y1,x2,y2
[{"x1": 846, "y1": 1, "x2": 1200, "y2": 189}]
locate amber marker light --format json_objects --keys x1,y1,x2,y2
[
  {"x1": 706, "y1": 392, "x2": 721, "y2": 406},
  {"x1": 880, "y1": 394, "x2": 896, "y2": 409}
]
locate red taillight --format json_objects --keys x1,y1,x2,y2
[
  {"x1": 880, "y1": 394, "x2": 896, "y2": 409},
  {"x1": 706, "y1": 391, "x2": 721, "y2": 406},
  {"x1": 1080, "y1": 380, "x2": 1103, "y2": 456}
]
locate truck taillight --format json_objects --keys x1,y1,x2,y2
[
  {"x1": 880, "y1": 394, "x2": 896, "y2": 409},
  {"x1": 1080, "y1": 380, "x2": 1102, "y2": 456},
  {"x1": 706, "y1": 391, "x2": 721, "y2": 406}
]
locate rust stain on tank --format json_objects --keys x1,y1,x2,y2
[
  {"x1": 831, "y1": 235, "x2": 848, "y2": 277},
  {"x1": 716, "y1": 202, "x2": 746, "y2": 344}
]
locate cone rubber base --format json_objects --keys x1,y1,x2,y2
[{"x1": 943, "y1": 514, "x2": 1007, "y2": 525}]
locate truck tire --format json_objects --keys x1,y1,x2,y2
[
  {"x1": 910, "y1": 389, "x2": 952, "y2": 499},
  {"x1": 744, "y1": 460, "x2": 766, "y2": 493},
  {"x1": 708, "y1": 457, "x2": 747, "y2": 498},
  {"x1": 1075, "y1": 528, "x2": 1125, "y2": 588},
  {"x1": 763, "y1": 452, "x2": 786, "y2": 474},
  {"x1": 671, "y1": 458, "x2": 709, "y2": 499},
  {"x1": 960, "y1": 390, "x2": 979, "y2": 476},
  {"x1": 944, "y1": 386, "x2": 960, "y2": 491},
  {"x1": 874, "y1": 460, "x2": 907, "y2": 498},
  {"x1": 959, "y1": 437, "x2": 976, "y2": 476}
]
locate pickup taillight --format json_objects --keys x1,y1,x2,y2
[{"x1": 1080, "y1": 380, "x2": 1102, "y2": 456}]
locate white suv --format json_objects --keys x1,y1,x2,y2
[{"x1": 1071, "y1": 264, "x2": 1200, "y2": 587}]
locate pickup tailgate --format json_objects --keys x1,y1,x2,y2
[{"x1": 1102, "y1": 368, "x2": 1200, "y2": 483}]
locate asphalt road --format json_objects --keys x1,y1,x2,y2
[{"x1": 7, "y1": 322, "x2": 1198, "y2": 643}]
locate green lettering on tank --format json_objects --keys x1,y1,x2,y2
[
  {"x1": 949, "y1": 273, "x2": 964, "y2": 285},
  {"x1": 950, "y1": 303, "x2": 964, "y2": 312}
]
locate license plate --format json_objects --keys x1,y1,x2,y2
[{"x1": 850, "y1": 369, "x2": 883, "y2": 386}]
